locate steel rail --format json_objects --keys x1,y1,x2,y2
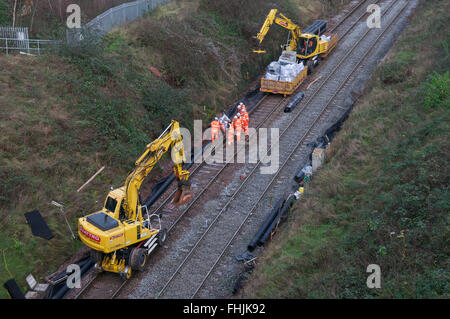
[
  {"x1": 191, "y1": 0, "x2": 409, "y2": 298},
  {"x1": 157, "y1": 0, "x2": 404, "y2": 298},
  {"x1": 71, "y1": 0, "x2": 388, "y2": 299}
]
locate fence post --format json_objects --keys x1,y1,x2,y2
[
  {"x1": 5, "y1": 38, "x2": 8, "y2": 55},
  {"x1": 37, "y1": 41, "x2": 40, "y2": 56}
]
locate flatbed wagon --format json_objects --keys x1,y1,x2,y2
[{"x1": 260, "y1": 66, "x2": 308, "y2": 96}]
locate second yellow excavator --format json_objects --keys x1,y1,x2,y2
[
  {"x1": 254, "y1": 9, "x2": 338, "y2": 73},
  {"x1": 78, "y1": 120, "x2": 191, "y2": 279}
]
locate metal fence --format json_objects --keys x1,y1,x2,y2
[
  {"x1": 0, "y1": 26, "x2": 30, "y2": 52},
  {"x1": 0, "y1": 38, "x2": 62, "y2": 55},
  {"x1": 67, "y1": 0, "x2": 172, "y2": 43},
  {"x1": 0, "y1": 26, "x2": 61, "y2": 55},
  {"x1": 1, "y1": 0, "x2": 171, "y2": 54}
]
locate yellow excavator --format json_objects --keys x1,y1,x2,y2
[
  {"x1": 254, "y1": 9, "x2": 338, "y2": 73},
  {"x1": 78, "y1": 120, "x2": 191, "y2": 279}
]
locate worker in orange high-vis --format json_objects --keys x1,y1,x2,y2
[
  {"x1": 227, "y1": 120, "x2": 235, "y2": 146},
  {"x1": 219, "y1": 118, "x2": 227, "y2": 135},
  {"x1": 211, "y1": 117, "x2": 220, "y2": 142},
  {"x1": 242, "y1": 109, "x2": 249, "y2": 137},
  {"x1": 233, "y1": 114, "x2": 242, "y2": 142},
  {"x1": 239, "y1": 102, "x2": 247, "y2": 114}
]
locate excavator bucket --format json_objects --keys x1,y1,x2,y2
[{"x1": 171, "y1": 182, "x2": 191, "y2": 206}]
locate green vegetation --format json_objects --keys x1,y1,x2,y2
[
  {"x1": 240, "y1": 0, "x2": 449, "y2": 298},
  {"x1": 0, "y1": 0, "x2": 352, "y2": 298},
  {"x1": 0, "y1": 0, "x2": 9, "y2": 25}
]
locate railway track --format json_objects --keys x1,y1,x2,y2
[
  {"x1": 74, "y1": 90, "x2": 287, "y2": 300},
  {"x1": 155, "y1": 0, "x2": 408, "y2": 299},
  {"x1": 190, "y1": 0, "x2": 410, "y2": 298},
  {"x1": 70, "y1": 0, "x2": 409, "y2": 299},
  {"x1": 152, "y1": 94, "x2": 287, "y2": 233}
]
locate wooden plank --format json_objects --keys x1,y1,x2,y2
[{"x1": 77, "y1": 166, "x2": 105, "y2": 192}]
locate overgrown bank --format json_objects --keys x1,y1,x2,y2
[
  {"x1": 240, "y1": 0, "x2": 449, "y2": 298},
  {"x1": 0, "y1": 0, "x2": 352, "y2": 298}
]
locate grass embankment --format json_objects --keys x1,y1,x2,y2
[
  {"x1": 0, "y1": 0, "x2": 136, "y2": 39},
  {"x1": 240, "y1": 0, "x2": 449, "y2": 298},
  {"x1": 0, "y1": 0, "x2": 351, "y2": 298},
  {"x1": 114, "y1": 0, "x2": 343, "y2": 118}
]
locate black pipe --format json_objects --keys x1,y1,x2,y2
[
  {"x1": 142, "y1": 141, "x2": 211, "y2": 209},
  {"x1": 4, "y1": 279, "x2": 26, "y2": 299},
  {"x1": 247, "y1": 198, "x2": 285, "y2": 252},
  {"x1": 259, "y1": 195, "x2": 296, "y2": 246},
  {"x1": 51, "y1": 259, "x2": 93, "y2": 299},
  {"x1": 303, "y1": 20, "x2": 327, "y2": 36},
  {"x1": 48, "y1": 257, "x2": 91, "y2": 299},
  {"x1": 284, "y1": 92, "x2": 305, "y2": 113}
]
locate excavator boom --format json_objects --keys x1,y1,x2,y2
[
  {"x1": 123, "y1": 120, "x2": 190, "y2": 221},
  {"x1": 78, "y1": 120, "x2": 191, "y2": 279},
  {"x1": 254, "y1": 9, "x2": 302, "y2": 54}
]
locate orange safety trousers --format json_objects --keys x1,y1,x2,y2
[
  {"x1": 211, "y1": 120, "x2": 220, "y2": 142},
  {"x1": 227, "y1": 125, "x2": 235, "y2": 146},
  {"x1": 233, "y1": 118, "x2": 242, "y2": 142},
  {"x1": 242, "y1": 113, "x2": 249, "y2": 136}
]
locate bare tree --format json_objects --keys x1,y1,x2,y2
[
  {"x1": 12, "y1": 0, "x2": 17, "y2": 27},
  {"x1": 30, "y1": 0, "x2": 39, "y2": 32}
]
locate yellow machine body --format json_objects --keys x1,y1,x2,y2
[
  {"x1": 254, "y1": 9, "x2": 338, "y2": 60},
  {"x1": 296, "y1": 32, "x2": 339, "y2": 59},
  {"x1": 78, "y1": 120, "x2": 190, "y2": 277},
  {"x1": 78, "y1": 188, "x2": 159, "y2": 254}
]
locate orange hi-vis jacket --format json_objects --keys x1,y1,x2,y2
[
  {"x1": 233, "y1": 116, "x2": 242, "y2": 142},
  {"x1": 211, "y1": 120, "x2": 220, "y2": 142},
  {"x1": 227, "y1": 124, "x2": 235, "y2": 146},
  {"x1": 242, "y1": 112, "x2": 249, "y2": 135}
]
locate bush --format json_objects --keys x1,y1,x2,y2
[
  {"x1": 142, "y1": 80, "x2": 193, "y2": 135},
  {"x1": 423, "y1": 71, "x2": 450, "y2": 109},
  {"x1": 378, "y1": 60, "x2": 411, "y2": 84},
  {"x1": 133, "y1": 16, "x2": 223, "y2": 88},
  {"x1": 0, "y1": 0, "x2": 9, "y2": 25}
]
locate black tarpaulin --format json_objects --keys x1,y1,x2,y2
[
  {"x1": 24, "y1": 210, "x2": 54, "y2": 240},
  {"x1": 4, "y1": 279, "x2": 26, "y2": 299}
]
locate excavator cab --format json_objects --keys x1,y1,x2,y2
[{"x1": 298, "y1": 34, "x2": 319, "y2": 58}]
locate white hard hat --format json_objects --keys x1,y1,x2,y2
[
  {"x1": 215, "y1": 117, "x2": 219, "y2": 121},
  {"x1": 234, "y1": 116, "x2": 238, "y2": 119},
  {"x1": 237, "y1": 113, "x2": 240, "y2": 117}
]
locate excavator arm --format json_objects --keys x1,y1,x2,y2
[
  {"x1": 122, "y1": 120, "x2": 190, "y2": 220},
  {"x1": 254, "y1": 9, "x2": 302, "y2": 54}
]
